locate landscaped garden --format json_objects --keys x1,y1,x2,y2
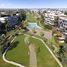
[
  {"x1": 6, "y1": 35, "x2": 29, "y2": 67},
  {"x1": 4, "y1": 32, "x2": 60, "y2": 67},
  {"x1": 0, "y1": 11, "x2": 63, "y2": 67},
  {"x1": 29, "y1": 36, "x2": 60, "y2": 67}
]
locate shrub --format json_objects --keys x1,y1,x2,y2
[{"x1": 44, "y1": 24, "x2": 52, "y2": 30}]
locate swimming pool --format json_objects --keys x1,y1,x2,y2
[{"x1": 28, "y1": 22, "x2": 41, "y2": 29}]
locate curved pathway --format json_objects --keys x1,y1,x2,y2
[
  {"x1": 24, "y1": 34, "x2": 63, "y2": 67},
  {"x1": 3, "y1": 48, "x2": 25, "y2": 67},
  {"x1": 2, "y1": 36, "x2": 25, "y2": 67}
]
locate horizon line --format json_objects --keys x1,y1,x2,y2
[{"x1": 0, "y1": 8, "x2": 67, "y2": 9}]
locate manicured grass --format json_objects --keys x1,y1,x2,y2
[
  {"x1": 6, "y1": 35, "x2": 29, "y2": 67},
  {"x1": 0, "y1": 57, "x2": 16, "y2": 67},
  {"x1": 5, "y1": 33, "x2": 60, "y2": 67},
  {"x1": 29, "y1": 37, "x2": 60, "y2": 67}
]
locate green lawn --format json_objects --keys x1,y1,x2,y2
[
  {"x1": 29, "y1": 36, "x2": 60, "y2": 67},
  {"x1": 5, "y1": 34, "x2": 60, "y2": 67},
  {"x1": 6, "y1": 35, "x2": 29, "y2": 67},
  {"x1": 0, "y1": 57, "x2": 16, "y2": 67}
]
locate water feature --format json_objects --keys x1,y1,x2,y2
[{"x1": 28, "y1": 22, "x2": 41, "y2": 29}]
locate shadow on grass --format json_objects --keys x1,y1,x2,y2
[{"x1": 8, "y1": 41, "x2": 19, "y2": 51}]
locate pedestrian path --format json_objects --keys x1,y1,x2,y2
[{"x1": 29, "y1": 44, "x2": 37, "y2": 67}]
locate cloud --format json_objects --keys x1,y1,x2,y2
[
  {"x1": 0, "y1": 3, "x2": 5, "y2": 7},
  {"x1": 0, "y1": 3, "x2": 13, "y2": 8}
]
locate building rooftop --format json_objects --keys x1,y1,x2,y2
[
  {"x1": 0, "y1": 17, "x2": 5, "y2": 23},
  {"x1": 59, "y1": 16, "x2": 67, "y2": 21}
]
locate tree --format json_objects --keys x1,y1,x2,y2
[
  {"x1": 43, "y1": 10, "x2": 47, "y2": 14},
  {"x1": 44, "y1": 24, "x2": 52, "y2": 30},
  {"x1": 59, "y1": 45, "x2": 65, "y2": 55},
  {"x1": 64, "y1": 35, "x2": 67, "y2": 43},
  {"x1": 38, "y1": 10, "x2": 41, "y2": 15},
  {"x1": 37, "y1": 10, "x2": 45, "y2": 27},
  {"x1": 40, "y1": 14, "x2": 45, "y2": 23},
  {"x1": 19, "y1": 10, "x2": 26, "y2": 21},
  {"x1": 16, "y1": 10, "x2": 27, "y2": 28},
  {"x1": 57, "y1": 45, "x2": 65, "y2": 62},
  {"x1": 64, "y1": 11, "x2": 67, "y2": 15},
  {"x1": 54, "y1": 16, "x2": 59, "y2": 27}
]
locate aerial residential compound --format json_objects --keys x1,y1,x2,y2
[
  {"x1": 0, "y1": 9, "x2": 67, "y2": 67},
  {"x1": 1, "y1": 0, "x2": 67, "y2": 67}
]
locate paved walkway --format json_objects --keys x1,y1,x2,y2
[
  {"x1": 24, "y1": 35, "x2": 37, "y2": 67},
  {"x1": 2, "y1": 36, "x2": 25, "y2": 67},
  {"x1": 29, "y1": 44, "x2": 37, "y2": 67}
]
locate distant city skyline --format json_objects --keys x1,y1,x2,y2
[{"x1": 0, "y1": 0, "x2": 67, "y2": 8}]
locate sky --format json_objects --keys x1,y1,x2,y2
[{"x1": 0, "y1": 0, "x2": 67, "y2": 8}]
